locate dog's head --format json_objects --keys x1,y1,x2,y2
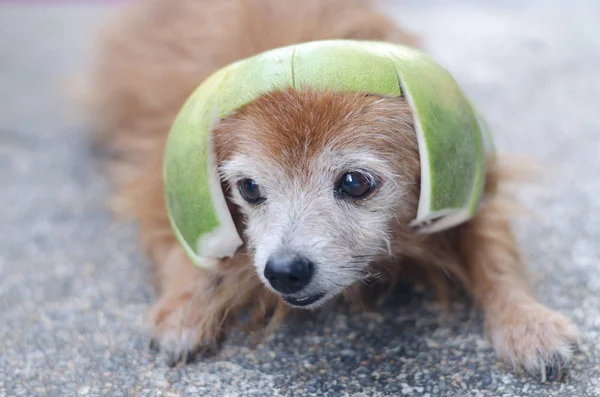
[{"x1": 213, "y1": 88, "x2": 420, "y2": 308}]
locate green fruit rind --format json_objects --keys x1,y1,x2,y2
[{"x1": 163, "y1": 40, "x2": 493, "y2": 269}]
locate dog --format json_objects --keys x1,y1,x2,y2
[{"x1": 85, "y1": 0, "x2": 579, "y2": 380}]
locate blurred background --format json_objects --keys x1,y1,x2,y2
[{"x1": 1, "y1": 1, "x2": 599, "y2": 396}]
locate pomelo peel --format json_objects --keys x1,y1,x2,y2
[{"x1": 163, "y1": 40, "x2": 493, "y2": 269}]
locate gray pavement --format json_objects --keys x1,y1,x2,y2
[{"x1": 1, "y1": 1, "x2": 599, "y2": 396}]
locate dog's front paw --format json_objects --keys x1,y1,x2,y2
[
  {"x1": 148, "y1": 291, "x2": 223, "y2": 367},
  {"x1": 486, "y1": 299, "x2": 580, "y2": 381}
]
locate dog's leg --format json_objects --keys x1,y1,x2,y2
[
  {"x1": 147, "y1": 242, "x2": 281, "y2": 366},
  {"x1": 113, "y1": 150, "x2": 281, "y2": 365},
  {"x1": 461, "y1": 199, "x2": 580, "y2": 380}
]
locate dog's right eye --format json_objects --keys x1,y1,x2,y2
[{"x1": 238, "y1": 178, "x2": 266, "y2": 204}]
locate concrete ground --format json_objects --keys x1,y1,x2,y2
[{"x1": 1, "y1": 0, "x2": 599, "y2": 396}]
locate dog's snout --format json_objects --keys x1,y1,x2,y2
[{"x1": 264, "y1": 254, "x2": 314, "y2": 294}]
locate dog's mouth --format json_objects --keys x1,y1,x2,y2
[{"x1": 283, "y1": 292, "x2": 325, "y2": 307}]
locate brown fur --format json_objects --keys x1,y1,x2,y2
[{"x1": 87, "y1": 0, "x2": 578, "y2": 377}]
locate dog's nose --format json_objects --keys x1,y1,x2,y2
[{"x1": 264, "y1": 255, "x2": 314, "y2": 294}]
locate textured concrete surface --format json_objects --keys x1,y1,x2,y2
[{"x1": 1, "y1": 1, "x2": 599, "y2": 396}]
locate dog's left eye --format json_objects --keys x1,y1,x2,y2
[
  {"x1": 337, "y1": 171, "x2": 376, "y2": 199},
  {"x1": 238, "y1": 178, "x2": 266, "y2": 204}
]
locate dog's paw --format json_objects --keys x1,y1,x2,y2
[
  {"x1": 486, "y1": 299, "x2": 580, "y2": 381},
  {"x1": 147, "y1": 291, "x2": 222, "y2": 367}
]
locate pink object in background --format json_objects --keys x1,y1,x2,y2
[{"x1": 0, "y1": 0, "x2": 125, "y2": 2}]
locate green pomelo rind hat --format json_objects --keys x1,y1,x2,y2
[{"x1": 163, "y1": 40, "x2": 493, "y2": 269}]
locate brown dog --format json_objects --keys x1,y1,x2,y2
[{"x1": 86, "y1": 0, "x2": 579, "y2": 380}]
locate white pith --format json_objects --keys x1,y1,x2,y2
[{"x1": 193, "y1": 120, "x2": 243, "y2": 266}]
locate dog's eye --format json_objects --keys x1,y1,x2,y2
[
  {"x1": 238, "y1": 178, "x2": 266, "y2": 204},
  {"x1": 337, "y1": 171, "x2": 376, "y2": 199}
]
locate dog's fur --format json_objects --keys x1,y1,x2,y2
[{"x1": 86, "y1": 0, "x2": 579, "y2": 379}]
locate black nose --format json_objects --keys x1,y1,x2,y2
[{"x1": 264, "y1": 255, "x2": 314, "y2": 294}]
